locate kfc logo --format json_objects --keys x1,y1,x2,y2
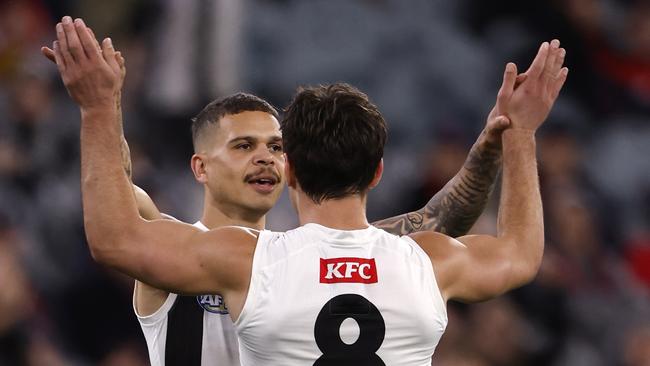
[{"x1": 320, "y1": 257, "x2": 378, "y2": 284}]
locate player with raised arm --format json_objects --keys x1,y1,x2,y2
[
  {"x1": 48, "y1": 17, "x2": 566, "y2": 365},
  {"x1": 42, "y1": 17, "x2": 514, "y2": 365}
]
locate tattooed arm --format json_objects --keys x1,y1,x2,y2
[
  {"x1": 373, "y1": 64, "x2": 530, "y2": 237},
  {"x1": 372, "y1": 124, "x2": 504, "y2": 237},
  {"x1": 373, "y1": 65, "x2": 528, "y2": 237}
]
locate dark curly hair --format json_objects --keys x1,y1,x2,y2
[{"x1": 281, "y1": 83, "x2": 387, "y2": 203}]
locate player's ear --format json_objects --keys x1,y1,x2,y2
[
  {"x1": 284, "y1": 154, "x2": 297, "y2": 189},
  {"x1": 368, "y1": 159, "x2": 383, "y2": 189},
  {"x1": 191, "y1": 154, "x2": 208, "y2": 183}
]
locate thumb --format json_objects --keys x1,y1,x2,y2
[
  {"x1": 488, "y1": 115, "x2": 511, "y2": 132},
  {"x1": 41, "y1": 47, "x2": 56, "y2": 63}
]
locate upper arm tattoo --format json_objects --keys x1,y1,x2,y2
[{"x1": 373, "y1": 138, "x2": 501, "y2": 237}]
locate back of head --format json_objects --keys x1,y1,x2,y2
[
  {"x1": 282, "y1": 83, "x2": 387, "y2": 203},
  {"x1": 191, "y1": 92, "x2": 279, "y2": 152}
]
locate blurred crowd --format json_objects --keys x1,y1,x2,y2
[{"x1": 0, "y1": 0, "x2": 648, "y2": 365}]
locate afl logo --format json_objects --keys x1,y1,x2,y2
[{"x1": 196, "y1": 294, "x2": 229, "y2": 314}]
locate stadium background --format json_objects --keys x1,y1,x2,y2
[{"x1": 0, "y1": 0, "x2": 649, "y2": 365}]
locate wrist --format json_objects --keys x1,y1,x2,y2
[
  {"x1": 503, "y1": 128, "x2": 536, "y2": 139},
  {"x1": 502, "y1": 128, "x2": 536, "y2": 154},
  {"x1": 80, "y1": 102, "x2": 117, "y2": 117}
]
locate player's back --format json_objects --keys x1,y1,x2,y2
[{"x1": 235, "y1": 223, "x2": 447, "y2": 366}]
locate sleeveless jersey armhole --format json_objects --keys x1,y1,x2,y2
[
  {"x1": 133, "y1": 281, "x2": 178, "y2": 325},
  {"x1": 234, "y1": 229, "x2": 270, "y2": 329}
]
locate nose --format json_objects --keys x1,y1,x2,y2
[{"x1": 253, "y1": 148, "x2": 274, "y2": 166}]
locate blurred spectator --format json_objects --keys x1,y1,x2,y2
[
  {"x1": 622, "y1": 323, "x2": 650, "y2": 366},
  {"x1": 592, "y1": 0, "x2": 650, "y2": 110},
  {"x1": 0, "y1": 0, "x2": 50, "y2": 81},
  {"x1": 0, "y1": 215, "x2": 35, "y2": 365},
  {"x1": 466, "y1": 298, "x2": 536, "y2": 365}
]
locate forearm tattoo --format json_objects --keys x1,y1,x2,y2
[{"x1": 373, "y1": 140, "x2": 501, "y2": 237}]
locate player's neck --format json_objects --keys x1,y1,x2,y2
[
  {"x1": 296, "y1": 191, "x2": 369, "y2": 230},
  {"x1": 201, "y1": 195, "x2": 266, "y2": 230}
]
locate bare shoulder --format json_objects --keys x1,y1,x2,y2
[
  {"x1": 210, "y1": 226, "x2": 260, "y2": 242},
  {"x1": 407, "y1": 231, "x2": 465, "y2": 260},
  {"x1": 198, "y1": 226, "x2": 260, "y2": 259},
  {"x1": 195, "y1": 226, "x2": 259, "y2": 297},
  {"x1": 407, "y1": 231, "x2": 468, "y2": 301}
]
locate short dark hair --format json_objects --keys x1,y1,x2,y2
[
  {"x1": 191, "y1": 93, "x2": 279, "y2": 151},
  {"x1": 281, "y1": 83, "x2": 387, "y2": 203}
]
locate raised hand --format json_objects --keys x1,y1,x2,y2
[
  {"x1": 42, "y1": 28, "x2": 126, "y2": 92},
  {"x1": 48, "y1": 17, "x2": 122, "y2": 110},
  {"x1": 498, "y1": 40, "x2": 568, "y2": 132},
  {"x1": 481, "y1": 62, "x2": 530, "y2": 148}
]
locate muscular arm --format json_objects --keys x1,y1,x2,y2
[
  {"x1": 52, "y1": 18, "x2": 251, "y2": 299},
  {"x1": 51, "y1": 34, "x2": 174, "y2": 314},
  {"x1": 108, "y1": 40, "x2": 173, "y2": 314},
  {"x1": 81, "y1": 101, "x2": 250, "y2": 295},
  {"x1": 423, "y1": 130, "x2": 542, "y2": 302},
  {"x1": 372, "y1": 133, "x2": 501, "y2": 237},
  {"x1": 373, "y1": 54, "x2": 534, "y2": 237},
  {"x1": 417, "y1": 41, "x2": 567, "y2": 303}
]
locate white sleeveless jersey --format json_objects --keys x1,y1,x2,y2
[
  {"x1": 134, "y1": 221, "x2": 240, "y2": 366},
  {"x1": 235, "y1": 223, "x2": 447, "y2": 366}
]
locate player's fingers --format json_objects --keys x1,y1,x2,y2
[
  {"x1": 549, "y1": 67, "x2": 569, "y2": 101},
  {"x1": 541, "y1": 39, "x2": 560, "y2": 84},
  {"x1": 61, "y1": 16, "x2": 86, "y2": 63},
  {"x1": 55, "y1": 22, "x2": 73, "y2": 67},
  {"x1": 554, "y1": 48, "x2": 566, "y2": 77},
  {"x1": 515, "y1": 73, "x2": 527, "y2": 83},
  {"x1": 547, "y1": 47, "x2": 566, "y2": 96},
  {"x1": 115, "y1": 51, "x2": 126, "y2": 79},
  {"x1": 101, "y1": 38, "x2": 120, "y2": 72},
  {"x1": 41, "y1": 47, "x2": 56, "y2": 63},
  {"x1": 87, "y1": 27, "x2": 103, "y2": 55},
  {"x1": 514, "y1": 73, "x2": 527, "y2": 89},
  {"x1": 115, "y1": 51, "x2": 125, "y2": 68},
  {"x1": 496, "y1": 62, "x2": 517, "y2": 113},
  {"x1": 525, "y1": 41, "x2": 549, "y2": 80},
  {"x1": 75, "y1": 19, "x2": 100, "y2": 60},
  {"x1": 52, "y1": 41, "x2": 66, "y2": 73}
]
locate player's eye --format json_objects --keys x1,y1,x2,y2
[
  {"x1": 235, "y1": 143, "x2": 252, "y2": 150},
  {"x1": 269, "y1": 144, "x2": 283, "y2": 152}
]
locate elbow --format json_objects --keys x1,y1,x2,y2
[
  {"x1": 86, "y1": 234, "x2": 114, "y2": 266},
  {"x1": 84, "y1": 218, "x2": 139, "y2": 267},
  {"x1": 86, "y1": 230, "x2": 125, "y2": 267},
  {"x1": 84, "y1": 216, "x2": 107, "y2": 263},
  {"x1": 508, "y1": 235, "x2": 545, "y2": 288},
  {"x1": 513, "y1": 263, "x2": 540, "y2": 288},
  {"x1": 88, "y1": 239, "x2": 110, "y2": 265},
  {"x1": 513, "y1": 246, "x2": 544, "y2": 287}
]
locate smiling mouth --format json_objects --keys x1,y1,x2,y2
[{"x1": 246, "y1": 176, "x2": 279, "y2": 194}]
